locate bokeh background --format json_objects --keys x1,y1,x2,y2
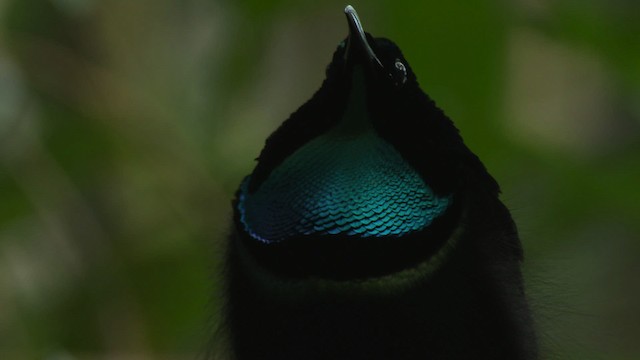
[{"x1": 1, "y1": 0, "x2": 639, "y2": 358}]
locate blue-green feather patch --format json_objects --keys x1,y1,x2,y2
[{"x1": 237, "y1": 130, "x2": 450, "y2": 244}]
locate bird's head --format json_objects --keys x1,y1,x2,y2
[{"x1": 329, "y1": 6, "x2": 416, "y2": 96}]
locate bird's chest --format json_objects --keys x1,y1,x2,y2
[{"x1": 237, "y1": 130, "x2": 450, "y2": 243}]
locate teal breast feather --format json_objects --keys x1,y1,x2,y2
[{"x1": 237, "y1": 128, "x2": 451, "y2": 243}]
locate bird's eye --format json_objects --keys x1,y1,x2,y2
[{"x1": 394, "y1": 59, "x2": 407, "y2": 85}]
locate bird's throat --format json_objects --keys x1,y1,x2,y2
[{"x1": 334, "y1": 66, "x2": 370, "y2": 136}]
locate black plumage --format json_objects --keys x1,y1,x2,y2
[{"x1": 222, "y1": 6, "x2": 536, "y2": 360}]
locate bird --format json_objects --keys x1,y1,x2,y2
[{"x1": 222, "y1": 5, "x2": 537, "y2": 360}]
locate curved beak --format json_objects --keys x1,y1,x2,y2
[{"x1": 344, "y1": 5, "x2": 383, "y2": 70}]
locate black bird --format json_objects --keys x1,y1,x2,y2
[{"x1": 223, "y1": 5, "x2": 537, "y2": 360}]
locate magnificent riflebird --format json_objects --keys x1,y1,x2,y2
[{"x1": 223, "y1": 5, "x2": 537, "y2": 360}]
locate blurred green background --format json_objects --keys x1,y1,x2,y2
[{"x1": 1, "y1": 0, "x2": 639, "y2": 358}]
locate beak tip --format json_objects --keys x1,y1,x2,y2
[
  {"x1": 344, "y1": 5, "x2": 362, "y2": 39},
  {"x1": 344, "y1": 5, "x2": 355, "y2": 15},
  {"x1": 341, "y1": 5, "x2": 383, "y2": 69}
]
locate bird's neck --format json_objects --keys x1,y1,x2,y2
[{"x1": 331, "y1": 66, "x2": 371, "y2": 137}]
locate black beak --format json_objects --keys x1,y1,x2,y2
[{"x1": 344, "y1": 5, "x2": 383, "y2": 70}]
